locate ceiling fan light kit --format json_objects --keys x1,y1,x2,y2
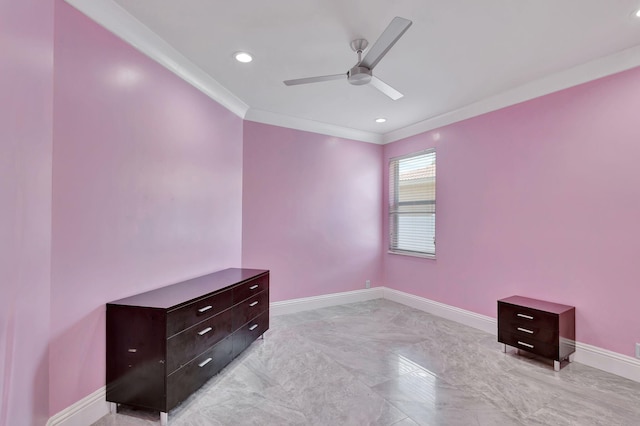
[
  {"x1": 347, "y1": 66, "x2": 372, "y2": 85},
  {"x1": 283, "y1": 17, "x2": 412, "y2": 100}
]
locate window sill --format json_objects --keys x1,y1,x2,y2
[{"x1": 387, "y1": 250, "x2": 436, "y2": 260}]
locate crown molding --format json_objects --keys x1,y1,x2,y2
[
  {"x1": 245, "y1": 108, "x2": 383, "y2": 144},
  {"x1": 65, "y1": 1, "x2": 640, "y2": 146},
  {"x1": 64, "y1": 0, "x2": 249, "y2": 119},
  {"x1": 382, "y1": 44, "x2": 640, "y2": 144}
]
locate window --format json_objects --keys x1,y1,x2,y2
[{"x1": 389, "y1": 149, "x2": 436, "y2": 257}]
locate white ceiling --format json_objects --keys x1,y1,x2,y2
[{"x1": 68, "y1": 0, "x2": 640, "y2": 143}]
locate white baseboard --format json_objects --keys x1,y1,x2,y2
[
  {"x1": 46, "y1": 386, "x2": 108, "y2": 426},
  {"x1": 49, "y1": 286, "x2": 640, "y2": 425},
  {"x1": 382, "y1": 287, "x2": 497, "y2": 334},
  {"x1": 270, "y1": 287, "x2": 384, "y2": 316},
  {"x1": 382, "y1": 288, "x2": 640, "y2": 384},
  {"x1": 573, "y1": 341, "x2": 640, "y2": 383}
]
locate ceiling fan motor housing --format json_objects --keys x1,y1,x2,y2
[{"x1": 348, "y1": 66, "x2": 372, "y2": 85}]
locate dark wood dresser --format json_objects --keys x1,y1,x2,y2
[
  {"x1": 498, "y1": 295, "x2": 575, "y2": 371},
  {"x1": 106, "y1": 268, "x2": 269, "y2": 424}
]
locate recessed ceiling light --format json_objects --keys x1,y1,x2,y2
[
  {"x1": 234, "y1": 52, "x2": 253, "y2": 63},
  {"x1": 375, "y1": 118, "x2": 387, "y2": 123},
  {"x1": 636, "y1": 8, "x2": 640, "y2": 17}
]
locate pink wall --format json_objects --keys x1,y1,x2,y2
[
  {"x1": 4, "y1": 1, "x2": 640, "y2": 419},
  {"x1": 50, "y1": 1, "x2": 243, "y2": 414},
  {"x1": 383, "y1": 65, "x2": 640, "y2": 357},
  {"x1": 242, "y1": 121, "x2": 383, "y2": 301},
  {"x1": 0, "y1": 0, "x2": 53, "y2": 424}
]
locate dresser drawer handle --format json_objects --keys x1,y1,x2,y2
[
  {"x1": 249, "y1": 284, "x2": 259, "y2": 290},
  {"x1": 198, "y1": 357, "x2": 213, "y2": 368},
  {"x1": 198, "y1": 327, "x2": 213, "y2": 336},
  {"x1": 516, "y1": 313, "x2": 534, "y2": 320},
  {"x1": 517, "y1": 341, "x2": 534, "y2": 349},
  {"x1": 249, "y1": 324, "x2": 258, "y2": 331},
  {"x1": 128, "y1": 348, "x2": 137, "y2": 353},
  {"x1": 517, "y1": 327, "x2": 534, "y2": 334},
  {"x1": 250, "y1": 301, "x2": 259, "y2": 307},
  {"x1": 198, "y1": 305, "x2": 212, "y2": 313}
]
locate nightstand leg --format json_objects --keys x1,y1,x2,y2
[
  {"x1": 554, "y1": 360, "x2": 560, "y2": 371},
  {"x1": 160, "y1": 412, "x2": 168, "y2": 426},
  {"x1": 501, "y1": 343, "x2": 507, "y2": 353},
  {"x1": 568, "y1": 353, "x2": 575, "y2": 363},
  {"x1": 259, "y1": 334, "x2": 264, "y2": 340},
  {"x1": 109, "y1": 402, "x2": 117, "y2": 414}
]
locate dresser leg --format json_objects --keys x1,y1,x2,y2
[
  {"x1": 501, "y1": 343, "x2": 507, "y2": 353},
  {"x1": 554, "y1": 360, "x2": 560, "y2": 371},
  {"x1": 109, "y1": 402, "x2": 117, "y2": 414},
  {"x1": 160, "y1": 412, "x2": 168, "y2": 426},
  {"x1": 568, "y1": 353, "x2": 575, "y2": 363},
  {"x1": 259, "y1": 334, "x2": 265, "y2": 340}
]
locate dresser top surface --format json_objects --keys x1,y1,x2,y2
[
  {"x1": 108, "y1": 268, "x2": 268, "y2": 310},
  {"x1": 499, "y1": 295, "x2": 574, "y2": 314}
]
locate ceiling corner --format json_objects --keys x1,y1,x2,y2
[
  {"x1": 64, "y1": 0, "x2": 250, "y2": 119},
  {"x1": 244, "y1": 108, "x2": 384, "y2": 144}
]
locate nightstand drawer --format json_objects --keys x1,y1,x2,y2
[
  {"x1": 499, "y1": 303, "x2": 557, "y2": 330},
  {"x1": 500, "y1": 322, "x2": 558, "y2": 344},
  {"x1": 501, "y1": 332, "x2": 558, "y2": 360}
]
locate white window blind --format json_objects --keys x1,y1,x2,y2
[{"x1": 389, "y1": 149, "x2": 436, "y2": 256}]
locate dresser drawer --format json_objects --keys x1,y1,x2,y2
[
  {"x1": 500, "y1": 332, "x2": 558, "y2": 360},
  {"x1": 499, "y1": 303, "x2": 557, "y2": 330},
  {"x1": 166, "y1": 335, "x2": 233, "y2": 410},
  {"x1": 166, "y1": 308, "x2": 233, "y2": 373},
  {"x1": 246, "y1": 310, "x2": 269, "y2": 341},
  {"x1": 232, "y1": 311, "x2": 269, "y2": 358},
  {"x1": 233, "y1": 275, "x2": 269, "y2": 304},
  {"x1": 167, "y1": 289, "x2": 233, "y2": 336},
  {"x1": 232, "y1": 290, "x2": 269, "y2": 329},
  {"x1": 105, "y1": 357, "x2": 165, "y2": 412}
]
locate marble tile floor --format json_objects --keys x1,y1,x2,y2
[{"x1": 94, "y1": 299, "x2": 640, "y2": 426}]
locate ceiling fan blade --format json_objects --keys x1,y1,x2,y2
[
  {"x1": 359, "y1": 17, "x2": 412, "y2": 70},
  {"x1": 283, "y1": 74, "x2": 345, "y2": 86},
  {"x1": 369, "y1": 76, "x2": 404, "y2": 100}
]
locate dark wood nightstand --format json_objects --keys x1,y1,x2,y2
[{"x1": 498, "y1": 295, "x2": 575, "y2": 371}]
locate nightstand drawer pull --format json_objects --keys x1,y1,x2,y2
[
  {"x1": 517, "y1": 341, "x2": 534, "y2": 349},
  {"x1": 250, "y1": 301, "x2": 259, "y2": 307},
  {"x1": 198, "y1": 305, "x2": 212, "y2": 313},
  {"x1": 198, "y1": 357, "x2": 212, "y2": 368},
  {"x1": 517, "y1": 313, "x2": 534, "y2": 320},
  {"x1": 198, "y1": 327, "x2": 213, "y2": 336},
  {"x1": 249, "y1": 284, "x2": 259, "y2": 290},
  {"x1": 128, "y1": 348, "x2": 137, "y2": 353},
  {"x1": 517, "y1": 327, "x2": 534, "y2": 334},
  {"x1": 249, "y1": 324, "x2": 258, "y2": 331}
]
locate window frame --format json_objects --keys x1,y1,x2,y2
[{"x1": 388, "y1": 148, "x2": 436, "y2": 259}]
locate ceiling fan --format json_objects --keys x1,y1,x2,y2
[{"x1": 283, "y1": 17, "x2": 412, "y2": 101}]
